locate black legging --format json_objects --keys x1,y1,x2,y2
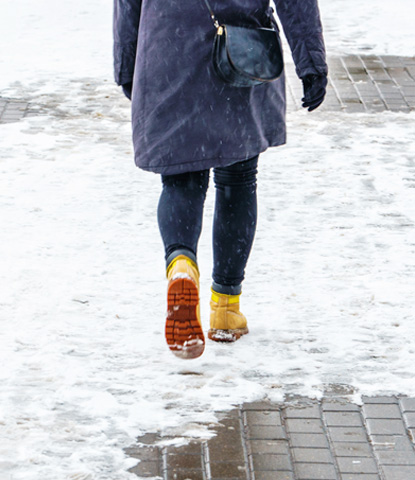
[{"x1": 157, "y1": 156, "x2": 258, "y2": 294}]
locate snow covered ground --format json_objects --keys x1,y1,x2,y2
[
  {"x1": 1, "y1": 1, "x2": 414, "y2": 479},
  {"x1": 318, "y1": 0, "x2": 415, "y2": 56}
]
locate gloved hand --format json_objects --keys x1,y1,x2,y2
[
  {"x1": 121, "y1": 82, "x2": 133, "y2": 100},
  {"x1": 301, "y1": 74, "x2": 328, "y2": 112}
]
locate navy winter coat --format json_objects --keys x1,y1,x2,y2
[{"x1": 113, "y1": 0, "x2": 327, "y2": 175}]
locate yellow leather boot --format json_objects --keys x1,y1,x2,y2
[
  {"x1": 165, "y1": 255, "x2": 205, "y2": 359},
  {"x1": 208, "y1": 289, "x2": 249, "y2": 342}
]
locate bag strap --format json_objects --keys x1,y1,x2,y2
[{"x1": 202, "y1": 0, "x2": 220, "y2": 28}]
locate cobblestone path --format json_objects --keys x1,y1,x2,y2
[
  {"x1": 127, "y1": 396, "x2": 415, "y2": 480},
  {"x1": 1, "y1": 55, "x2": 414, "y2": 125}
]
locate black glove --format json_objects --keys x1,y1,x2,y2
[
  {"x1": 121, "y1": 82, "x2": 133, "y2": 100},
  {"x1": 301, "y1": 74, "x2": 328, "y2": 112}
]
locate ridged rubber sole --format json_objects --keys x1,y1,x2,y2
[
  {"x1": 208, "y1": 327, "x2": 249, "y2": 343},
  {"x1": 166, "y1": 277, "x2": 205, "y2": 359}
]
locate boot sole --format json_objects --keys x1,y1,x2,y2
[
  {"x1": 208, "y1": 328, "x2": 249, "y2": 343},
  {"x1": 166, "y1": 277, "x2": 205, "y2": 359}
]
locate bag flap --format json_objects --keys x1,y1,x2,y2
[{"x1": 225, "y1": 25, "x2": 283, "y2": 81}]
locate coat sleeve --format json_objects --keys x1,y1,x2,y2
[
  {"x1": 273, "y1": 0, "x2": 328, "y2": 79},
  {"x1": 113, "y1": 0, "x2": 142, "y2": 85}
]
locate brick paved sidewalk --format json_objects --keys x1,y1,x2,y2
[
  {"x1": 286, "y1": 54, "x2": 415, "y2": 113},
  {"x1": 126, "y1": 396, "x2": 415, "y2": 480},
  {"x1": 1, "y1": 55, "x2": 414, "y2": 125}
]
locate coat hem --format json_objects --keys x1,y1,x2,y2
[{"x1": 135, "y1": 138, "x2": 286, "y2": 175}]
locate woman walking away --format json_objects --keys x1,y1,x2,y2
[{"x1": 113, "y1": 0, "x2": 328, "y2": 359}]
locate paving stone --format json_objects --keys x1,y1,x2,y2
[
  {"x1": 4, "y1": 108, "x2": 26, "y2": 114},
  {"x1": 375, "y1": 450, "x2": 415, "y2": 466},
  {"x1": 343, "y1": 104, "x2": 366, "y2": 113},
  {"x1": 380, "y1": 92, "x2": 405, "y2": 100},
  {"x1": 170, "y1": 442, "x2": 203, "y2": 457},
  {"x1": 295, "y1": 462, "x2": 337, "y2": 479},
  {"x1": 322, "y1": 401, "x2": 360, "y2": 412},
  {"x1": 4, "y1": 110, "x2": 26, "y2": 117},
  {"x1": 336, "y1": 457, "x2": 378, "y2": 474},
  {"x1": 324, "y1": 412, "x2": 363, "y2": 427},
  {"x1": 340, "y1": 475, "x2": 380, "y2": 480},
  {"x1": 249, "y1": 439, "x2": 289, "y2": 455},
  {"x1": 363, "y1": 404, "x2": 402, "y2": 419},
  {"x1": 381, "y1": 465, "x2": 415, "y2": 480},
  {"x1": 251, "y1": 453, "x2": 292, "y2": 471},
  {"x1": 386, "y1": 105, "x2": 411, "y2": 113},
  {"x1": 208, "y1": 440, "x2": 244, "y2": 463},
  {"x1": 369, "y1": 435, "x2": 414, "y2": 451},
  {"x1": 254, "y1": 472, "x2": 294, "y2": 480},
  {"x1": 209, "y1": 461, "x2": 245, "y2": 478},
  {"x1": 403, "y1": 412, "x2": 415, "y2": 428},
  {"x1": 285, "y1": 419, "x2": 324, "y2": 434},
  {"x1": 246, "y1": 411, "x2": 282, "y2": 426},
  {"x1": 366, "y1": 419, "x2": 407, "y2": 436},
  {"x1": 166, "y1": 469, "x2": 205, "y2": 480},
  {"x1": 406, "y1": 66, "x2": 415, "y2": 78},
  {"x1": 404, "y1": 98, "x2": 415, "y2": 108},
  {"x1": 339, "y1": 92, "x2": 361, "y2": 100},
  {"x1": 125, "y1": 446, "x2": 159, "y2": 461},
  {"x1": 292, "y1": 448, "x2": 333, "y2": 463},
  {"x1": 242, "y1": 401, "x2": 280, "y2": 411},
  {"x1": 332, "y1": 441, "x2": 372, "y2": 457},
  {"x1": 400, "y1": 398, "x2": 415, "y2": 412},
  {"x1": 129, "y1": 460, "x2": 160, "y2": 477},
  {"x1": 285, "y1": 405, "x2": 321, "y2": 419},
  {"x1": 289, "y1": 433, "x2": 329, "y2": 448},
  {"x1": 208, "y1": 418, "x2": 245, "y2": 464},
  {"x1": 328, "y1": 427, "x2": 367, "y2": 443},
  {"x1": 368, "y1": 71, "x2": 391, "y2": 82},
  {"x1": 343, "y1": 55, "x2": 363, "y2": 66},
  {"x1": 381, "y1": 56, "x2": 404, "y2": 67},
  {"x1": 219, "y1": 414, "x2": 241, "y2": 428},
  {"x1": 135, "y1": 432, "x2": 161, "y2": 444},
  {"x1": 0, "y1": 116, "x2": 23, "y2": 123},
  {"x1": 362, "y1": 104, "x2": 387, "y2": 113},
  {"x1": 248, "y1": 425, "x2": 286, "y2": 440},
  {"x1": 362, "y1": 397, "x2": 399, "y2": 404},
  {"x1": 166, "y1": 452, "x2": 203, "y2": 470},
  {"x1": 358, "y1": 89, "x2": 381, "y2": 98}
]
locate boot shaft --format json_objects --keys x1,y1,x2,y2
[
  {"x1": 167, "y1": 255, "x2": 200, "y2": 288},
  {"x1": 209, "y1": 289, "x2": 247, "y2": 331}
]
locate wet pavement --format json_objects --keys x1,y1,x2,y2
[
  {"x1": 286, "y1": 55, "x2": 415, "y2": 113},
  {"x1": 1, "y1": 55, "x2": 415, "y2": 125},
  {"x1": 126, "y1": 395, "x2": 415, "y2": 480}
]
